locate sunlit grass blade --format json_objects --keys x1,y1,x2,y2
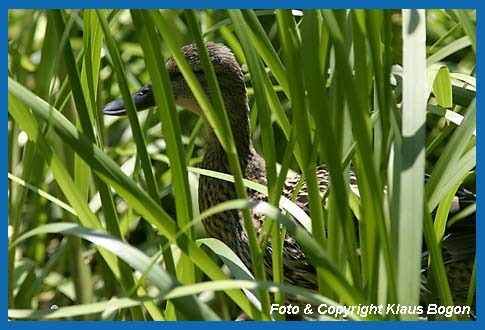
[
  {"x1": 453, "y1": 10, "x2": 476, "y2": 54},
  {"x1": 8, "y1": 172, "x2": 76, "y2": 215},
  {"x1": 9, "y1": 88, "x2": 166, "y2": 318},
  {"x1": 240, "y1": 10, "x2": 289, "y2": 96},
  {"x1": 9, "y1": 297, "x2": 156, "y2": 320},
  {"x1": 187, "y1": 166, "x2": 312, "y2": 233},
  {"x1": 227, "y1": 9, "x2": 286, "y2": 316},
  {"x1": 425, "y1": 100, "x2": 476, "y2": 209},
  {"x1": 94, "y1": 10, "x2": 168, "y2": 319},
  {"x1": 301, "y1": 10, "x2": 361, "y2": 296},
  {"x1": 322, "y1": 9, "x2": 397, "y2": 305},
  {"x1": 426, "y1": 36, "x2": 472, "y2": 66},
  {"x1": 128, "y1": 12, "x2": 197, "y2": 301},
  {"x1": 11, "y1": 223, "x2": 219, "y2": 320},
  {"x1": 276, "y1": 10, "x2": 331, "y2": 298},
  {"x1": 396, "y1": 10, "x2": 427, "y2": 318}
]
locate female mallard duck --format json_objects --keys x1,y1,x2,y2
[{"x1": 103, "y1": 42, "x2": 475, "y2": 317}]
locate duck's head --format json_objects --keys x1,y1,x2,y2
[{"x1": 103, "y1": 42, "x2": 246, "y2": 117}]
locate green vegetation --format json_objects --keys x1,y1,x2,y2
[{"x1": 8, "y1": 9, "x2": 475, "y2": 320}]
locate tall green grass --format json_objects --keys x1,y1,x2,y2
[{"x1": 8, "y1": 9, "x2": 475, "y2": 320}]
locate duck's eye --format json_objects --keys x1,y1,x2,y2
[{"x1": 138, "y1": 88, "x2": 149, "y2": 95}]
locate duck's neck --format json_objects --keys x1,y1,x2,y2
[
  {"x1": 198, "y1": 88, "x2": 266, "y2": 260},
  {"x1": 203, "y1": 89, "x2": 253, "y2": 172}
]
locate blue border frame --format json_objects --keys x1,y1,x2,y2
[
  {"x1": 2, "y1": 1, "x2": 480, "y2": 9},
  {"x1": 4, "y1": 2, "x2": 481, "y2": 329}
]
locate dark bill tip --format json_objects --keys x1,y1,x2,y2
[
  {"x1": 102, "y1": 84, "x2": 155, "y2": 116},
  {"x1": 103, "y1": 98, "x2": 127, "y2": 116}
]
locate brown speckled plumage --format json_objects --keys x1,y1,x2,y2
[
  {"x1": 103, "y1": 42, "x2": 475, "y2": 318},
  {"x1": 164, "y1": 43, "x2": 320, "y2": 289}
]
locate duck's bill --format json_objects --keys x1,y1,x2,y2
[{"x1": 103, "y1": 84, "x2": 154, "y2": 116}]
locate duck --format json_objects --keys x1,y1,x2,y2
[{"x1": 103, "y1": 41, "x2": 475, "y2": 318}]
